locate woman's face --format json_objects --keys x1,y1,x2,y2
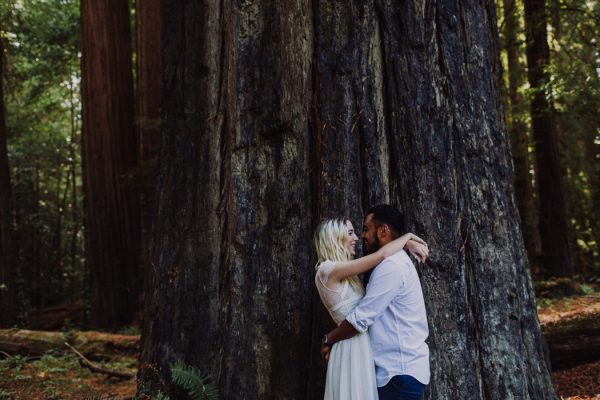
[{"x1": 342, "y1": 220, "x2": 359, "y2": 257}]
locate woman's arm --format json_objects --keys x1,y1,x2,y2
[{"x1": 328, "y1": 233, "x2": 426, "y2": 282}]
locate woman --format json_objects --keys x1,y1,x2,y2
[{"x1": 313, "y1": 217, "x2": 428, "y2": 400}]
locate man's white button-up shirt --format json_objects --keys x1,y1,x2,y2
[{"x1": 346, "y1": 250, "x2": 430, "y2": 386}]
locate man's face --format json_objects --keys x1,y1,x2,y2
[{"x1": 361, "y1": 214, "x2": 381, "y2": 255}]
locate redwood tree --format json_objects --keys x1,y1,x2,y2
[
  {"x1": 0, "y1": 32, "x2": 17, "y2": 327},
  {"x1": 522, "y1": 0, "x2": 572, "y2": 277},
  {"x1": 80, "y1": 0, "x2": 139, "y2": 329},
  {"x1": 139, "y1": 1, "x2": 556, "y2": 399},
  {"x1": 136, "y1": 0, "x2": 163, "y2": 167},
  {"x1": 136, "y1": 0, "x2": 164, "y2": 321},
  {"x1": 502, "y1": 0, "x2": 541, "y2": 273}
]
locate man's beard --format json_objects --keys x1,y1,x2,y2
[{"x1": 364, "y1": 235, "x2": 381, "y2": 255}]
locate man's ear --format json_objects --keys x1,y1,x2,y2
[{"x1": 377, "y1": 224, "x2": 389, "y2": 239}]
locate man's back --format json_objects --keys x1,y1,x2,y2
[{"x1": 347, "y1": 250, "x2": 430, "y2": 386}]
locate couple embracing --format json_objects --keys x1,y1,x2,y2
[{"x1": 314, "y1": 204, "x2": 430, "y2": 400}]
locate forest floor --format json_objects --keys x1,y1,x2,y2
[
  {"x1": 537, "y1": 280, "x2": 600, "y2": 400},
  {"x1": 0, "y1": 352, "x2": 137, "y2": 399},
  {"x1": 0, "y1": 283, "x2": 599, "y2": 399}
]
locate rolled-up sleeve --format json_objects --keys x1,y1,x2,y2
[{"x1": 346, "y1": 260, "x2": 404, "y2": 333}]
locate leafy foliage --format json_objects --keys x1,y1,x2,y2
[
  {"x1": 152, "y1": 391, "x2": 171, "y2": 400},
  {"x1": 497, "y1": 0, "x2": 600, "y2": 276},
  {"x1": 144, "y1": 361, "x2": 219, "y2": 400},
  {"x1": 2, "y1": 0, "x2": 85, "y2": 316},
  {"x1": 547, "y1": 0, "x2": 600, "y2": 274},
  {"x1": 169, "y1": 361, "x2": 219, "y2": 400}
]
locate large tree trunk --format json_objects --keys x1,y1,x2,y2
[
  {"x1": 139, "y1": 2, "x2": 314, "y2": 397},
  {"x1": 376, "y1": 0, "x2": 554, "y2": 397},
  {"x1": 80, "y1": 0, "x2": 140, "y2": 330},
  {"x1": 522, "y1": 0, "x2": 572, "y2": 278},
  {"x1": 138, "y1": 1, "x2": 556, "y2": 399},
  {"x1": 0, "y1": 34, "x2": 17, "y2": 328},
  {"x1": 502, "y1": 0, "x2": 541, "y2": 274}
]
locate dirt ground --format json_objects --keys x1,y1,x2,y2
[
  {"x1": 1, "y1": 291, "x2": 599, "y2": 399},
  {"x1": 553, "y1": 359, "x2": 600, "y2": 400}
]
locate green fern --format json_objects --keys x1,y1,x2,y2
[
  {"x1": 152, "y1": 391, "x2": 170, "y2": 400},
  {"x1": 169, "y1": 361, "x2": 219, "y2": 400}
]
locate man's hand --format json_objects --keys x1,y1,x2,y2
[
  {"x1": 321, "y1": 344, "x2": 331, "y2": 365},
  {"x1": 320, "y1": 320, "x2": 359, "y2": 366},
  {"x1": 405, "y1": 239, "x2": 429, "y2": 263}
]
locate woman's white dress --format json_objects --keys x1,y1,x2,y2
[{"x1": 315, "y1": 260, "x2": 378, "y2": 400}]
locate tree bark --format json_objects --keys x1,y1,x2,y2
[
  {"x1": 0, "y1": 33, "x2": 17, "y2": 328},
  {"x1": 139, "y1": 2, "x2": 314, "y2": 397},
  {"x1": 138, "y1": 1, "x2": 556, "y2": 399},
  {"x1": 501, "y1": 0, "x2": 541, "y2": 274},
  {"x1": 590, "y1": 137, "x2": 600, "y2": 257},
  {"x1": 80, "y1": 0, "x2": 140, "y2": 330},
  {"x1": 522, "y1": 0, "x2": 572, "y2": 278},
  {"x1": 376, "y1": 0, "x2": 554, "y2": 397},
  {"x1": 135, "y1": 0, "x2": 164, "y2": 331},
  {"x1": 67, "y1": 73, "x2": 81, "y2": 298},
  {"x1": 136, "y1": 0, "x2": 163, "y2": 174}
]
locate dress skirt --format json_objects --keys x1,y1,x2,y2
[{"x1": 324, "y1": 331, "x2": 378, "y2": 400}]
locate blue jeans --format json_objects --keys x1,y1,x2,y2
[{"x1": 378, "y1": 375, "x2": 426, "y2": 400}]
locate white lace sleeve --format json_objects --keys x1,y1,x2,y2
[{"x1": 317, "y1": 260, "x2": 336, "y2": 286}]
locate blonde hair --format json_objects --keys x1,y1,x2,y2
[{"x1": 313, "y1": 217, "x2": 364, "y2": 294}]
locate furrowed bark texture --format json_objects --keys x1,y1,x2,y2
[
  {"x1": 522, "y1": 0, "x2": 572, "y2": 278},
  {"x1": 139, "y1": 1, "x2": 314, "y2": 397},
  {"x1": 375, "y1": 0, "x2": 554, "y2": 397},
  {"x1": 80, "y1": 0, "x2": 140, "y2": 330},
  {"x1": 139, "y1": 1, "x2": 556, "y2": 399},
  {"x1": 0, "y1": 35, "x2": 17, "y2": 327}
]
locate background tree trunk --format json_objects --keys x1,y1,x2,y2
[
  {"x1": 0, "y1": 34, "x2": 17, "y2": 328},
  {"x1": 80, "y1": 0, "x2": 139, "y2": 330},
  {"x1": 136, "y1": 0, "x2": 163, "y2": 171},
  {"x1": 501, "y1": 0, "x2": 541, "y2": 274},
  {"x1": 522, "y1": 0, "x2": 572, "y2": 278},
  {"x1": 138, "y1": 1, "x2": 557, "y2": 399},
  {"x1": 135, "y1": 0, "x2": 164, "y2": 327},
  {"x1": 590, "y1": 138, "x2": 600, "y2": 258}
]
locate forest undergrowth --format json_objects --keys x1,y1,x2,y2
[{"x1": 0, "y1": 281, "x2": 598, "y2": 400}]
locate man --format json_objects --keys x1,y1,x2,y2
[{"x1": 321, "y1": 204, "x2": 430, "y2": 400}]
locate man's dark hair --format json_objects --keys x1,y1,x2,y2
[{"x1": 366, "y1": 204, "x2": 406, "y2": 238}]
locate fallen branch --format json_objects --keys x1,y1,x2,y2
[
  {"x1": 64, "y1": 342, "x2": 135, "y2": 380},
  {"x1": 545, "y1": 327, "x2": 600, "y2": 370},
  {"x1": 0, "y1": 329, "x2": 139, "y2": 360}
]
